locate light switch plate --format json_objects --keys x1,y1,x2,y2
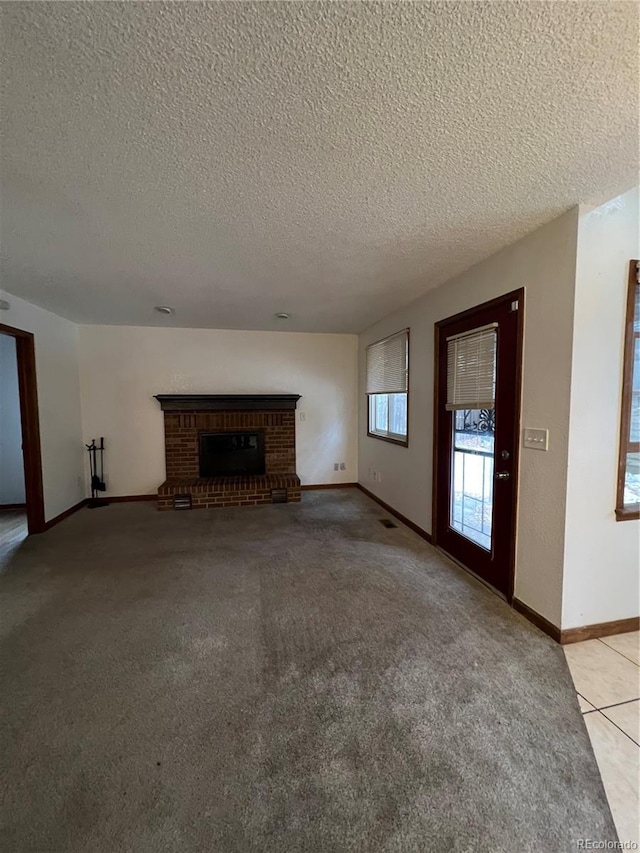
[{"x1": 523, "y1": 428, "x2": 549, "y2": 451}]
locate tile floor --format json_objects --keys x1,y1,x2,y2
[{"x1": 564, "y1": 632, "x2": 640, "y2": 845}]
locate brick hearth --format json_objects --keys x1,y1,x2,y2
[
  {"x1": 155, "y1": 396, "x2": 301, "y2": 510},
  {"x1": 158, "y1": 474, "x2": 301, "y2": 510}
]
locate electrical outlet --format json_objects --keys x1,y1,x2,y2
[
  {"x1": 377, "y1": 472, "x2": 382, "y2": 483},
  {"x1": 299, "y1": 411, "x2": 306, "y2": 421},
  {"x1": 334, "y1": 462, "x2": 339, "y2": 471},
  {"x1": 339, "y1": 462, "x2": 346, "y2": 470}
]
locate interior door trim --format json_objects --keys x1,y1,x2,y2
[
  {"x1": 431, "y1": 288, "x2": 525, "y2": 602},
  {"x1": 0, "y1": 322, "x2": 46, "y2": 534}
]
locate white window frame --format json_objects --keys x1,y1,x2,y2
[
  {"x1": 366, "y1": 330, "x2": 409, "y2": 446},
  {"x1": 368, "y1": 392, "x2": 408, "y2": 443}
]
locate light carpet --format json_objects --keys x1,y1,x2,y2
[{"x1": 0, "y1": 490, "x2": 615, "y2": 851}]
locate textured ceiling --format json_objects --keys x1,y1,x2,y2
[{"x1": 1, "y1": 2, "x2": 638, "y2": 333}]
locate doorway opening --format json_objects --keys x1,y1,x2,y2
[
  {"x1": 432, "y1": 290, "x2": 524, "y2": 599},
  {"x1": 0, "y1": 323, "x2": 45, "y2": 538}
]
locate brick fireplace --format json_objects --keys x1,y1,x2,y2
[{"x1": 155, "y1": 394, "x2": 302, "y2": 510}]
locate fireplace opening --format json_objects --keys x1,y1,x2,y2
[{"x1": 199, "y1": 431, "x2": 266, "y2": 478}]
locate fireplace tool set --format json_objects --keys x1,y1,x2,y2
[{"x1": 85, "y1": 437, "x2": 109, "y2": 508}]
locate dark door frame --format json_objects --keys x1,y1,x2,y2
[
  {"x1": 432, "y1": 289, "x2": 525, "y2": 602},
  {"x1": 0, "y1": 322, "x2": 46, "y2": 534}
]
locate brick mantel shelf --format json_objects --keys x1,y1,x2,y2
[
  {"x1": 154, "y1": 394, "x2": 301, "y2": 411},
  {"x1": 155, "y1": 393, "x2": 302, "y2": 510}
]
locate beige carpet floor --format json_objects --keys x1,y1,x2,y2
[{"x1": 0, "y1": 491, "x2": 616, "y2": 852}]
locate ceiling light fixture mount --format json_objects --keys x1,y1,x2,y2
[
  {"x1": 274, "y1": 312, "x2": 291, "y2": 320},
  {"x1": 154, "y1": 306, "x2": 174, "y2": 315}
]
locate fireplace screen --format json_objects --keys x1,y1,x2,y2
[{"x1": 199, "y1": 432, "x2": 266, "y2": 478}]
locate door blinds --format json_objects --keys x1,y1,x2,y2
[
  {"x1": 366, "y1": 329, "x2": 409, "y2": 395},
  {"x1": 446, "y1": 324, "x2": 497, "y2": 411}
]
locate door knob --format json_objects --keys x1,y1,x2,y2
[{"x1": 495, "y1": 471, "x2": 510, "y2": 481}]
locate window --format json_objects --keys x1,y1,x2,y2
[
  {"x1": 616, "y1": 260, "x2": 640, "y2": 520},
  {"x1": 446, "y1": 324, "x2": 498, "y2": 549},
  {"x1": 366, "y1": 329, "x2": 409, "y2": 444}
]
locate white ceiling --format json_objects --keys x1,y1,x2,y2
[{"x1": 1, "y1": 2, "x2": 637, "y2": 334}]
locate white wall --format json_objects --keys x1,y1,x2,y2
[
  {"x1": 359, "y1": 209, "x2": 580, "y2": 628},
  {"x1": 78, "y1": 326, "x2": 358, "y2": 495},
  {"x1": 0, "y1": 290, "x2": 85, "y2": 521},
  {"x1": 0, "y1": 333, "x2": 26, "y2": 504},
  {"x1": 562, "y1": 189, "x2": 640, "y2": 629}
]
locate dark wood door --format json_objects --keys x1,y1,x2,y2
[
  {"x1": 0, "y1": 324, "x2": 46, "y2": 534},
  {"x1": 434, "y1": 290, "x2": 524, "y2": 598}
]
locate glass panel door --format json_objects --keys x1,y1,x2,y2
[
  {"x1": 435, "y1": 290, "x2": 523, "y2": 598},
  {"x1": 450, "y1": 408, "x2": 495, "y2": 551}
]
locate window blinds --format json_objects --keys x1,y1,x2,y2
[
  {"x1": 366, "y1": 329, "x2": 409, "y2": 395},
  {"x1": 446, "y1": 324, "x2": 497, "y2": 411}
]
